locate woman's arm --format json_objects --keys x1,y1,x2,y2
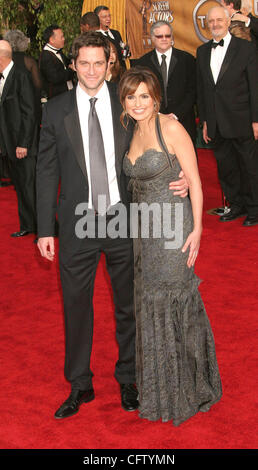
[{"x1": 164, "y1": 118, "x2": 203, "y2": 267}]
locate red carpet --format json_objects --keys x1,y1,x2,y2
[{"x1": 0, "y1": 149, "x2": 257, "y2": 449}]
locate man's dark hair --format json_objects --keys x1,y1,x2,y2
[
  {"x1": 71, "y1": 32, "x2": 110, "y2": 63},
  {"x1": 80, "y1": 12, "x2": 100, "y2": 28},
  {"x1": 94, "y1": 5, "x2": 109, "y2": 15},
  {"x1": 223, "y1": 0, "x2": 241, "y2": 9},
  {"x1": 42, "y1": 24, "x2": 61, "y2": 44}
]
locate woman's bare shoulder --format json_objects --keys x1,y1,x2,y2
[{"x1": 158, "y1": 113, "x2": 186, "y2": 136}]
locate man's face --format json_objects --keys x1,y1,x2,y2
[
  {"x1": 50, "y1": 29, "x2": 65, "y2": 49},
  {"x1": 151, "y1": 25, "x2": 173, "y2": 53},
  {"x1": 207, "y1": 7, "x2": 231, "y2": 40},
  {"x1": 98, "y1": 9, "x2": 111, "y2": 29},
  {"x1": 74, "y1": 46, "x2": 108, "y2": 96}
]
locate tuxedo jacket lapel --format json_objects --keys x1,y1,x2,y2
[
  {"x1": 107, "y1": 81, "x2": 126, "y2": 178},
  {"x1": 150, "y1": 50, "x2": 162, "y2": 77},
  {"x1": 168, "y1": 51, "x2": 178, "y2": 81},
  {"x1": 63, "y1": 89, "x2": 88, "y2": 181},
  {"x1": 204, "y1": 41, "x2": 215, "y2": 85},
  {"x1": 217, "y1": 36, "x2": 238, "y2": 83}
]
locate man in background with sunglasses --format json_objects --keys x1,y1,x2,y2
[{"x1": 135, "y1": 21, "x2": 197, "y2": 145}]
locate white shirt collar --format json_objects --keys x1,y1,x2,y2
[
  {"x1": 44, "y1": 43, "x2": 61, "y2": 53},
  {"x1": 155, "y1": 47, "x2": 172, "y2": 63},
  {"x1": 76, "y1": 79, "x2": 108, "y2": 102},
  {"x1": 2, "y1": 60, "x2": 14, "y2": 80},
  {"x1": 213, "y1": 31, "x2": 232, "y2": 46}
]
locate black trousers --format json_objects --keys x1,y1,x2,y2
[
  {"x1": 8, "y1": 154, "x2": 37, "y2": 232},
  {"x1": 59, "y1": 225, "x2": 135, "y2": 391},
  {"x1": 213, "y1": 131, "x2": 258, "y2": 216}
]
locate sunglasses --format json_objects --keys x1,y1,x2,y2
[{"x1": 154, "y1": 34, "x2": 172, "y2": 39}]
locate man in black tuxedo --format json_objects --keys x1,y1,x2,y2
[
  {"x1": 36, "y1": 32, "x2": 187, "y2": 419},
  {"x1": 39, "y1": 24, "x2": 74, "y2": 99},
  {"x1": 135, "y1": 21, "x2": 197, "y2": 144},
  {"x1": 197, "y1": 5, "x2": 258, "y2": 226},
  {"x1": 0, "y1": 40, "x2": 37, "y2": 237},
  {"x1": 94, "y1": 5, "x2": 126, "y2": 67}
]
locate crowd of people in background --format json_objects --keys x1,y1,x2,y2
[{"x1": 0, "y1": 1, "x2": 258, "y2": 235}]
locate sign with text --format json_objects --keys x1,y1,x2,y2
[{"x1": 126, "y1": 0, "x2": 257, "y2": 58}]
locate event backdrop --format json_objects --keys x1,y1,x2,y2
[{"x1": 82, "y1": 0, "x2": 258, "y2": 58}]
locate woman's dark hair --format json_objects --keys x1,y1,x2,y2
[
  {"x1": 107, "y1": 41, "x2": 125, "y2": 83},
  {"x1": 119, "y1": 66, "x2": 161, "y2": 127},
  {"x1": 71, "y1": 32, "x2": 110, "y2": 64}
]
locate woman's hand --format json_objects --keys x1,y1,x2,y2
[{"x1": 182, "y1": 229, "x2": 202, "y2": 268}]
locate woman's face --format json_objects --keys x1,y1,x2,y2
[{"x1": 125, "y1": 82, "x2": 155, "y2": 122}]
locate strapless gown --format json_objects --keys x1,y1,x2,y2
[{"x1": 123, "y1": 148, "x2": 222, "y2": 426}]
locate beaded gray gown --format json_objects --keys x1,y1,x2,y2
[{"x1": 123, "y1": 123, "x2": 222, "y2": 426}]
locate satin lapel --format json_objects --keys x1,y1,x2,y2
[
  {"x1": 106, "y1": 81, "x2": 124, "y2": 177},
  {"x1": 150, "y1": 50, "x2": 162, "y2": 76},
  {"x1": 216, "y1": 36, "x2": 238, "y2": 83},
  {"x1": 0, "y1": 66, "x2": 15, "y2": 104},
  {"x1": 204, "y1": 41, "x2": 215, "y2": 85},
  {"x1": 168, "y1": 51, "x2": 178, "y2": 81},
  {"x1": 63, "y1": 89, "x2": 88, "y2": 181}
]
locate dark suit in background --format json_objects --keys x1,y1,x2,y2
[
  {"x1": 39, "y1": 48, "x2": 74, "y2": 99},
  {"x1": 0, "y1": 64, "x2": 38, "y2": 232},
  {"x1": 197, "y1": 35, "x2": 258, "y2": 219},
  {"x1": 136, "y1": 48, "x2": 197, "y2": 143},
  {"x1": 100, "y1": 28, "x2": 125, "y2": 67}
]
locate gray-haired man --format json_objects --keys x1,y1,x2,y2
[{"x1": 135, "y1": 21, "x2": 197, "y2": 144}]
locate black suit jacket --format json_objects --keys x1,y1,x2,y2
[
  {"x1": 196, "y1": 35, "x2": 258, "y2": 139},
  {"x1": 36, "y1": 82, "x2": 133, "y2": 253},
  {"x1": 135, "y1": 48, "x2": 197, "y2": 141},
  {"x1": 0, "y1": 64, "x2": 38, "y2": 160},
  {"x1": 102, "y1": 29, "x2": 125, "y2": 66},
  {"x1": 248, "y1": 13, "x2": 258, "y2": 50},
  {"x1": 39, "y1": 49, "x2": 75, "y2": 99}
]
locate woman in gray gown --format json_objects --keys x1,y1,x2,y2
[{"x1": 120, "y1": 67, "x2": 222, "y2": 426}]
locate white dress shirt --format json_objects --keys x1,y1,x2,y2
[
  {"x1": 156, "y1": 47, "x2": 172, "y2": 80},
  {"x1": 44, "y1": 44, "x2": 73, "y2": 90},
  {"x1": 76, "y1": 81, "x2": 120, "y2": 209},
  {"x1": 0, "y1": 60, "x2": 14, "y2": 98},
  {"x1": 210, "y1": 32, "x2": 232, "y2": 84},
  {"x1": 97, "y1": 29, "x2": 115, "y2": 40}
]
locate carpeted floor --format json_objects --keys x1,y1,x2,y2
[{"x1": 0, "y1": 149, "x2": 257, "y2": 449}]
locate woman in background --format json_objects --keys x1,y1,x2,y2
[
  {"x1": 106, "y1": 41, "x2": 125, "y2": 83},
  {"x1": 4, "y1": 29, "x2": 42, "y2": 121}
]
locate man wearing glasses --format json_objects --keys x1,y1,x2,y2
[{"x1": 135, "y1": 21, "x2": 197, "y2": 145}]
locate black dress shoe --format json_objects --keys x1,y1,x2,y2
[
  {"x1": 243, "y1": 215, "x2": 258, "y2": 226},
  {"x1": 120, "y1": 384, "x2": 139, "y2": 412},
  {"x1": 220, "y1": 207, "x2": 246, "y2": 222},
  {"x1": 11, "y1": 230, "x2": 31, "y2": 237},
  {"x1": 54, "y1": 389, "x2": 95, "y2": 419}
]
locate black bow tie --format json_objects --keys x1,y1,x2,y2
[
  {"x1": 211, "y1": 39, "x2": 224, "y2": 48},
  {"x1": 56, "y1": 49, "x2": 63, "y2": 54},
  {"x1": 0, "y1": 72, "x2": 4, "y2": 79}
]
